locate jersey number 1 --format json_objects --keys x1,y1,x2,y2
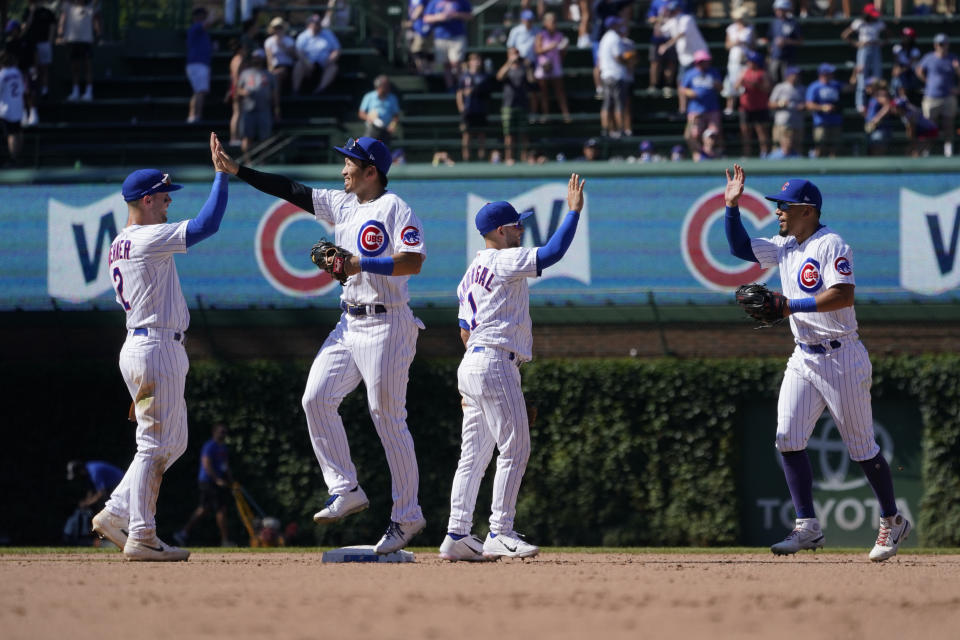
[
  {"x1": 467, "y1": 292, "x2": 479, "y2": 330},
  {"x1": 113, "y1": 267, "x2": 132, "y2": 311}
]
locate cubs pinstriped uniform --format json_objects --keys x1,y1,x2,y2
[
  {"x1": 750, "y1": 227, "x2": 879, "y2": 461},
  {"x1": 724, "y1": 168, "x2": 910, "y2": 561}
]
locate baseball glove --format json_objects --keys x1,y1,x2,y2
[
  {"x1": 310, "y1": 238, "x2": 352, "y2": 285},
  {"x1": 735, "y1": 283, "x2": 787, "y2": 328}
]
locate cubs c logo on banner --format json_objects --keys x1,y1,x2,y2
[
  {"x1": 834, "y1": 256, "x2": 852, "y2": 276},
  {"x1": 401, "y1": 225, "x2": 421, "y2": 246},
  {"x1": 798, "y1": 257, "x2": 822, "y2": 293},
  {"x1": 255, "y1": 201, "x2": 338, "y2": 297},
  {"x1": 357, "y1": 220, "x2": 389, "y2": 256},
  {"x1": 681, "y1": 187, "x2": 777, "y2": 291}
]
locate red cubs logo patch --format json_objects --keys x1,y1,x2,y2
[
  {"x1": 357, "y1": 220, "x2": 389, "y2": 256},
  {"x1": 401, "y1": 225, "x2": 421, "y2": 246},
  {"x1": 834, "y1": 256, "x2": 852, "y2": 276},
  {"x1": 782, "y1": 182, "x2": 790, "y2": 191},
  {"x1": 797, "y1": 258, "x2": 822, "y2": 293}
]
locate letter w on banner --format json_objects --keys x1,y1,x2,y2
[
  {"x1": 48, "y1": 193, "x2": 128, "y2": 303},
  {"x1": 466, "y1": 183, "x2": 590, "y2": 285},
  {"x1": 900, "y1": 186, "x2": 960, "y2": 295}
]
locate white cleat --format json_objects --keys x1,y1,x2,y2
[
  {"x1": 869, "y1": 514, "x2": 911, "y2": 562},
  {"x1": 482, "y1": 531, "x2": 539, "y2": 559},
  {"x1": 771, "y1": 518, "x2": 825, "y2": 555},
  {"x1": 91, "y1": 509, "x2": 129, "y2": 548},
  {"x1": 313, "y1": 486, "x2": 369, "y2": 524},
  {"x1": 123, "y1": 536, "x2": 190, "y2": 562},
  {"x1": 374, "y1": 517, "x2": 426, "y2": 554},
  {"x1": 438, "y1": 533, "x2": 490, "y2": 562}
]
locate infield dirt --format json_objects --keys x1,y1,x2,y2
[{"x1": 3, "y1": 551, "x2": 960, "y2": 639}]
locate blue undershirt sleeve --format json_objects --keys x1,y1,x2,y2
[
  {"x1": 185, "y1": 172, "x2": 229, "y2": 248},
  {"x1": 535, "y1": 210, "x2": 580, "y2": 273},
  {"x1": 724, "y1": 206, "x2": 759, "y2": 263}
]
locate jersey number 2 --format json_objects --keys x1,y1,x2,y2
[{"x1": 113, "y1": 267, "x2": 132, "y2": 311}]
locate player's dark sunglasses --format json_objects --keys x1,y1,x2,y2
[
  {"x1": 344, "y1": 138, "x2": 376, "y2": 164},
  {"x1": 773, "y1": 200, "x2": 801, "y2": 211}
]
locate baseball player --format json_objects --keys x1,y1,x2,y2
[
  {"x1": 91, "y1": 133, "x2": 230, "y2": 561},
  {"x1": 214, "y1": 135, "x2": 428, "y2": 554},
  {"x1": 723, "y1": 164, "x2": 911, "y2": 562},
  {"x1": 439, "y1": 173, "x2": 585, "y2": 562}
]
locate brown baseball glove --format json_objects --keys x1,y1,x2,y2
[{"x1": 310, "y1": 238, "x2": 352, "y2": 286}]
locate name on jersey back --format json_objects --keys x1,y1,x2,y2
[{"x1": 109, "y1": 239, "x2": 132, "y2": 265}]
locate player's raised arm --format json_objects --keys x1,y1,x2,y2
[
  {"x1": 212, "y1": 133, "x2": 315, "y2": 213},
  {"x1": 723, "y1": 164, "x2": 759, "y2": 263},
  {"x1": 184, "y1": 132, "x2": 230, "y2": 248},
  {"x1": 535, "y1": 173, "x2": 585, "y2": 271}
]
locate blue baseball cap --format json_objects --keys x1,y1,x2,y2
[
  {"x1": 764, "y1": 179, "x2": 822, "y2": 210},
  {"x1": 475, "y1": 201, "x2": 534, "y2": 235},
  {"x1": 746, "y1": 50, "x2": 764, "y2": 65},
  {"x1": 818, "y1": 63, "x2": 836, "y2": 76},
  {"x1": 122, "y1": 169, "x2": 183, "y2": 202},
  {"x1": 334, "y1": 136, "x2": 392, "y2": 176},
  {"x1": 520, "y1": 9, "x2": 535, "y2": 20},
  {"x1": 603, "y1": 16, "x2": 622, "y2": 30}
]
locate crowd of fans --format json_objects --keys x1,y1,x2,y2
[{"x1": 1, "y1": 0, "x2": 959, "y2": 167}]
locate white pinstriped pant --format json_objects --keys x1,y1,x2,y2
[
  {"x1": 447, "y1": 347, "x2": 531, "y2": 536},
  {"x1": 302, "y1": 307, "x2": 424, "y2": 524},
  {"x1": 776, "y1": 336, "x2": 880, "y2": 462},
  {"x1": 105, "y1": 336, "x2": 189, "y2": 540}
]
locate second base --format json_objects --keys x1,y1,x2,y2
[{"x1": 321, "y1": 544, "x2": 415, "y2": 563}]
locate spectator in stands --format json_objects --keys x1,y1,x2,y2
[
  {"x1": 670, "y1": 143, "x2": 685, "y2": 160},
  {"x1": 841, "y1": 3, "x2": 887, "y2": 114},
  {"x1": 659, "y1": 0, "x2": 708, "y2": 114},
  {"x1": 186, "y1": 7, "x2": 213, "y2": 124},
  {"x1": 224, "y1": 0, "x2": 265, "y2": 27},
  {"x1": 736, "y1": 50, "x2": 772, "y2": 157},
  {"x1": 576, "y1": 136, "x2": 600, "y2": 160},
  {"x1": 763, "y1": 0, "x2": 802, "y2": 86},
  {"x1": 424, "y1": 0, "x2": 472, "y2": 91},
  {"x1": 533, "y1": 12, "x2": 572, "y2": 124},
  {"x1": 767, "y1": 125, "x2": 801, "y2": 159},
  {"x1": 694, "y1": 127, "x2": 721, "y2": 161},
  {"x1": 806, "y1": 63, "x2": 844, "y2": 157},
  {"x1": 406, "y1": 0, "x2": 433, "y2": 74},
  {"x1": 64, "y1": 459, "x2": 123, "y2": 545},
  {"x1": 225, "y1": 39, "x2": 247, "y2": 146},
  {"x1": 591, "y1": 0, "x2": 633, "y2": 97},
  {"x1": 598, "y1": 16, "x2": 633, "y2": 138},
  {"x1": 293, "y1": 13, "x2": 341, "y2": 95},
  {"x1": 769, "y1": 65, "x2": 805, "y2": 157},
  {"x1": 240, "y1": 17, "x2": 261, "y2": 56},
  {"x1": 0, "y1": 52, "x2": 24, "y2": 166},
  {"x1": 237, "y1": 49, "x2": 276, "y2": 162},
  {"x1": 894, "y1": 96, "x2": 939, "y2": 157},
  {"x1": 321, "y1": 0, "x2": 352, "y2": 29},
  {"x1": 4, "y1": 20, "x2": 37, "y2": 127},
  {"x1": 507, "y1": 9, "x2": 541, "y2": 118},
  {"x1": 681, "y1": 49, "x2": 722, "y2": 156},
  {"x1": 358, "y1": 75, "x2": 400, "y2": 145},
  {"x1": 891, "y1": 27, "x2": 922, "y2": 105},
  {"x1": 264, "y1": 17, "x2": 296, "y2": 95},
  {"x1": 864, "y1": 79, "x2": 895, "y2": 155},
  {"x1": 721, "y1": 6, "x2": 754, "y2": 116},
  {"x1": 824, "y1": 0, "x2": 851, "y2": 18},
  {"x1": 646, "y1": 0, "x2": 678, "y2": 90},
  {"x1": 637, "y1": 139, "x2": 659, "y2": 162},
  {"x1": 497, "y1": 46, "x2": 535, "y2": 164},
  {"x1": 57, "y1": 0, "x2": 100, "y2": 102},
  {"x1": 916, "y1": 33, "x2": 960, "y2": 158},
  {"x1": 457, "y1": 52, "x2": 492, "y2": 161},
  {"x1": 21, "y1": 0, "x2": 57, "y2": 99}
]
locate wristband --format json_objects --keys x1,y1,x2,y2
[
  {"x1": 359, "y1": 256, "x2": 394, "y2": 276},
  {"x1": 790, "y1": 297, "x2": 817, "y2": 313}
]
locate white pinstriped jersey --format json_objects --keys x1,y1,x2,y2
[
  {"x1": 311, "y1": 188, "x2": 426, "y2": 306},
  {"x1": 108, "y1": 221, "x2": 190, "y2": 331},
  {"x1": 751, "y1": 225, "x2": 857, "y2": 343},
  {"x1": 458, "y1": 247, "x2": 539, "y2": 360}
]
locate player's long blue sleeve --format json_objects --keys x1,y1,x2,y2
[
  {"x1": 535, "y1": 210, "x2": 580, "y2": 272},
  {"x1": 724, "y1": 206, "x2": 758, "y2": 263},
  {"x1": 185, "y1": 172, "x2": 229, "y2": 248}
]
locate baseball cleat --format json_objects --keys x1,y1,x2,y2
[
  {"x1": 313, "y1": 486, "x2": 369, "y2": 524},
  {"x1": 438, "y1": 533, "x2": 490, "y2": 562},
  {"x1": 869, "y1": 514, "x2": 911, "y2": 562},
  {"x1": 374, "y1": 517, "x2": 427, "y2": 554},
  {"x1": 482, "y1": 531, "x2": 539, "y2": 559},
  {"x1": 771, "y1": 518, "x2": 825, "y2": 555},
  {"x1": 91, "y1": 509, "x2": 129, "y2": 549},
  {"x1": 123, "y1": 536, "x2": 190, "y2": 562}
]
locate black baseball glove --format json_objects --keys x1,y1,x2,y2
[
  {"x1": 735, "y1": 283, "x2": 787, "y2": 328},
  {"x1": 310, "y1": 238, "x2": 352, "y2": 285}
]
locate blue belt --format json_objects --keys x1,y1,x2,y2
[
  {"x1": 471, "y1": 346, "x2": 516, "y2": 361},
  {"x1": 341, "y1": 303, "x2": 387, "y2": 316},
  {"x1": 132, "y1": 328, "x2": 184, "y2": 342},
  {"x1": 799, "y1": 340, "x2": 841, "y2": 354}
]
